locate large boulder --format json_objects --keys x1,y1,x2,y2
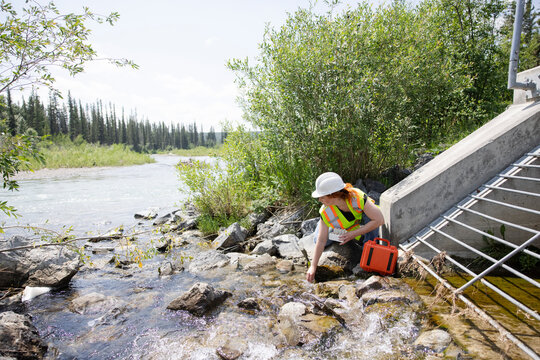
[
  {"x1": 167, "y1": 282, "x2": 231, "y2": 316},
  {"x1": 0, "y1": 236, "x2": 80, "y2": 288},
  {"x1": 212, "y1": 223, "x2": 246, "y2": 252},
  {"x1": 0, "y1": 311, "x2": 47, "y2": 359}
]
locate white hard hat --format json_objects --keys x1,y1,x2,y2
[{"x1": 312, "y1": 172, "x2": 345, "y2": 198}]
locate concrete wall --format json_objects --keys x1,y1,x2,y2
[{"x1": 380, "y1": 96, "x2": 540, "y2": 246}]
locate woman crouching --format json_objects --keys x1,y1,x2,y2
[{"x1": 306, "y1": 172, "x2": 385, "y2": 283}]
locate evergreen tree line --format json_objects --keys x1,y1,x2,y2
[{"x1": 3, "y1": 90, "x2": 225, "y2": 152}]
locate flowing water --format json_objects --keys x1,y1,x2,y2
[{"x1": 1, "y1": 155, "x2": 425, "y2": 359}]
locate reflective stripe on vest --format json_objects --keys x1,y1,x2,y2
[{"x1": 319, "y1": 188, "x2": 368, "y2": 234}]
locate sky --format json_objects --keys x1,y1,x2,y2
[{"x1": 12, "y1": 0, "x2": 366, "y2": 131}]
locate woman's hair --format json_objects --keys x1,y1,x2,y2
[{"x1": 326, "y1": 183, "x2": 354, "y2": 200}]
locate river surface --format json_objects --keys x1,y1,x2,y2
[{"x1": 1, "y1": 155, "x2": 192, "y2": 236}]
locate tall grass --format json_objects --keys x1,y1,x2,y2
[
  {"x1": 166, "y1": 146, "x2": 223, "y2": 157},
  {"x1": 30, "y1": 136, "x2": 154, "y2": 169}
]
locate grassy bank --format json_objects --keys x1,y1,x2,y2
[
  {"x1": 164, "y1": 146, "x2": 222, "y2": 157},
  {"x1": 29, "y1": 137, "x2": 154, "y2": 169}
]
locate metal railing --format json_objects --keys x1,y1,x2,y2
[{"x1": 401, "y1": 145, "x2": 540, "y2": 359}]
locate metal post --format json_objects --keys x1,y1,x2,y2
[{"x1": 507, "y1": 0, "x2": 535, "y2": 91}]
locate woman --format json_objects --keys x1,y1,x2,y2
[{"x1": 306, "y1": 172, "x2": 385, "y2": 283}]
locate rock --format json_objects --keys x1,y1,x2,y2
[
  {"x1": 0, "y1": 236, "x2": 80, "y2": 288},
  {"x1": 276, "y1": 302, "x2": 341, "y2": 346},
  {"x1": 256, "y1": 207, "x2": 305, "y2": 239},
  {"x1": 226, "y1": 252, "x2": 255, "y2": 268},
  {"x1": 276, "y1": 259, "x2": 294, "y2": 273},
  {"x1": 279, "y1": 302, "x2": 306, "y2": 319},
  {"x1": 318, "y1": 241, "x2": 362, "y2": 273},
  {"x1": 364, "y1": 178, "x2": 387, "y2": 194},
  {"x1": 242, "y1": 254, "x2": 277, "y2": 272},
  {"x1": 134, "y1": 207, "x2": 159, "y2": 219},
  {"x1": 354, "y1": 179, "x2": 368, "y2": 193},
  {"x1": 173, "y1": 204, "x2": 200, "y2": 230},
  {"x1": 414, "y1": 329, "x2": 452, "y2": 353},
  {"x1": 251, "y1": 239, "x2": 277, "y2": 256},
  {"x1": 216, "y1": 346, "x2": 242, "y2": 360},
  {"x1": 357, "y1": 276, "x2": 423, "y2": 308},
  {"x1": 187, "y1": 251, "x2": 231, "y2": 275},
  {"x1": 158, "y1": 261, "x2": 183, "y2": 276},
  {"x1": 244, "y1": 212, "x2": 270, "y2": 236},
  {"x1": 0, "y1": 311, "x2": 47, "y2": 359},
  {"x1": 21, "y1": 287, "x2": 51, "y2": 302},
  {"x1": 300, "y1": 218, "x2": 318, "y2": 236},
  {"x1": 69, "y1": 292, "x2": 126, "y2": 315},
  {"x1": 380, "y1": 165, "x2": 411, "y2": 185},
  {"x1": 273, "y1": 234, "x2": 303, "y2": 260},
  {"x1": 152, "y1": 212, "x2": 181, "y2": 226},
  {"x1": 413, "y1": 153, "x2": 435, "y2": 171},
  {"x1": 237, "y1": 298, "x2": 261, "y2": 311},
  {"x1": 212, "y1": 223, "x2": 246, "y2": 252},
  {"x1": 167, "y1": 282, "x2": 231, "y2": 316}
]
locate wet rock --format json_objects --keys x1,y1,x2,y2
[
  {"x1": 216, "y1": 345, "x2": 242, "y2": 360},
  {"x1": 188, "y1": 250, "x2": 231, "y2": 274},
  {"x1": 0, "y1": 311, "x2": 47, "y2": 359},
  {"x1": 300, "y1": 218, "x2": 318, "y2": 236},
  {"x1": 276, "y1": 302, "x2": 341, "y2": 346},
  {"x1": 318, "y1": 241, "x2": 362, "y2": 273},
  {"x1": 357, "y1": 276, "x2": 423, "y2": 309},
  {"x1": 69, "y1": 292, "x2": 126, "y2": 315},
  {"x1": 158, "y1": 261, "x2": 184, "y2": 276},
  {"x1": 279, "y1": 302, "x2": 306, "y2": 319},
  {"x1": 414, "y1": 329, "x2": 452, "y2": 353},
  {"x1": 226, "y1": 252, "x2": 256, "y2": 268},
  {"x1": 237, "y1": 297, "x2": 261, "y2": 311},
  {"x1": 251, "y1": 239, "x2": 277, "y2": 256},
  {"x1": 0, "y1": 236, "x2": 80, "y2": 289},
  {"x1": 242, "y1": 254, "x2": 277, "y2": 272},
  {"x1": 212, "y1": 223, "x2": 247, "y2": 252},
  {"x1": 314, "y1": 265, "x2": 346, "y2": 282},
  {"x1": 155, "y1": 236, "x2": 189, "y2": 252},
  {"x1": 276, "y1": 259, "x2": 294, "y2": 273},
  {"x1": 273, "y1": 234, "x2": 303, "y2": 260},
  {"x1": 167, "y1": 282, "x2": 231, "y2": 316},
  {"x1": 134, "y1": 207, "x2": 158, "y2": 220}
]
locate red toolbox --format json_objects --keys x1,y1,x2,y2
[{"x1": 360, "y1": 237, "x2": 398, "y2": 276}]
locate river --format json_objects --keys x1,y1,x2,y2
[{"x1": 1, "y1": 155, "x2": 190, "y2": 236}]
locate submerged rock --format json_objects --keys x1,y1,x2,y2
[
  {"x1": 69, "y1": 292, "x2": 127, "y2": 315},
  {"x1": 167, "y1": 282, "x2": 231, "y2": 316},
  {"x1": 0, "y1": 236, "x2": 80, "y2": 289},
  {"x1": 414, "y1": 329, "x2": 452, "y2": 353},
  {"x1": 0, "y1": 311, "x2": 47, "y2": 359}
]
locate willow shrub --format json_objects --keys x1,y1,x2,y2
[{"x1": 179, "y1": 0, "x2": 511, "y2": 219}]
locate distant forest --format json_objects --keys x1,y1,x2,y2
[{"x1": 2, "y1": 90, "x2": 225, "y2": 152}]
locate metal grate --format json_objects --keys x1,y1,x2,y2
[{"x1": 401, "y1": 144, "x2": 540, "y2": 360}]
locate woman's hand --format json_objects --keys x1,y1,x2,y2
[
  {"x1": 306, "y1": 265, "x2": 317, "y2": 283},
  {"x1": 338, "y1": 230, "x2": 358, "y2": 245}
]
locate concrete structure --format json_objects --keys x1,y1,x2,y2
[{"x1": 380, "y1": 67, "x2": 540, "y2": 247}]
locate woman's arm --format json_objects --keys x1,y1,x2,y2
[{"x1": 306, "y1": 219, "x2": 328, "y2": 283}]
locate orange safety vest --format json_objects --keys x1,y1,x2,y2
[{"x1": 319, "y1": 188, "x2": 372, "y2": 240}]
